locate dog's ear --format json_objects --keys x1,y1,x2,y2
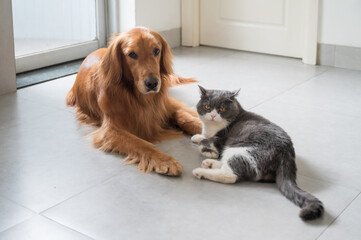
[
  {"x1": 99, "y1": 34, "x2": 124, "y2": 88},
  {"x1": 153, "y1": 31, "x2": 174, "y2": 75}
]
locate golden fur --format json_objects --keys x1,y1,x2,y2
[{"x1": 66, "y1": 27, "x2": 202, "y2": 176}]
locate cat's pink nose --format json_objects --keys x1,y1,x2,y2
[{"x1": 211, "y1": 114, "x2": 216, "y2": 119}]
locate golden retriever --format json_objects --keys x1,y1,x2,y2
[{"x1": 66, "y1": 27, "x2": 202, "y2": 176}]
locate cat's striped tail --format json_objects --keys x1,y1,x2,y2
[{"x1": 276, "y1": 156, "x2": 324, "y2": 221}]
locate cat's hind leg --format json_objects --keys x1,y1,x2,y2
[
  {"x1": 201, "y1": 159, "x2": 222, "y2": 169},
  {"x1": 193, "y1": 164, "x2": 237, "y2": 184}
]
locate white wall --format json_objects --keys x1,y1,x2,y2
[
  {"x1": 318, "y1": 0, "x2": 361, "y2": 48},
  {"x1": 135, "y1": 0, "x2": 181, "y2": 31},
  {"x1": 0, "y1": 0, "x2": 16, "y2": 95},
  {"x1": 120, "y1": 0, "x2": 136, "y2": 32},
  {"x1": 108, "y1": 0, "x2": 180, "y2": 35}
]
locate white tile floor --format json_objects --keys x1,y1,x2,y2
[{"x1": 1, "y1": 46, "x2": 361, "y2": 240}]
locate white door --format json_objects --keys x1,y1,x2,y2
[{"x1": 200, "y1": 0, "x2": 305, "y2": 58}]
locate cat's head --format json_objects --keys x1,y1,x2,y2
[{"x1": 196, "y1": 86, "x2": 241, "y2": 123}]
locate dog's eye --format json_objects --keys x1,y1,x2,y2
[
  {"x1": 128, "y1": 52, "x2": 138, "y2": 59},
  {"x1": 153, "y1": 48, "x2": 160, "y2": 56}
]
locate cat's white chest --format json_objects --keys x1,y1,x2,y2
[{"x1": 203, "y1": 120, "x2": 229, "y2": 138}]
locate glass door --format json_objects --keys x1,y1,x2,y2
[{"x1": 12, "y1": 0, "x2": 106, "y2": 73}]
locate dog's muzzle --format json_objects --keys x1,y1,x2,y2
[{"x1": 144, "y1": 77, "x2": 159, "y2": 92}]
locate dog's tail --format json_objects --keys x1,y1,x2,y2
[
  {"x1": 66, "y1": 88, "x2": 76, "y2": 107},
  {"x1": 276, "y1": 155, "x2": 324, "y2": 221},
  {"x1": 168, "y1": 74, "x2": 197, "y2": 86}
]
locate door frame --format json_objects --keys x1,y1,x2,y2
[
  {"x1": 181, "y1": 0, "x2": 319, "y2": 65},
  {"x1": 0, "y1": 0, "x2": 17, "y2": 95},
  {"x1": 15, "y1": 0, "x2": 107, "y2": 73}
]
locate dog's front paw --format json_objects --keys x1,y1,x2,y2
[
  {"x1": 201, "y1": 150, "x2": 219, "y2": 159},
  {"x1": 192, "y1": 168, "x2": 205, "y2": 179},
  {"x1": 157, "y1": 155, "x2": 183, "y2": 176},
  {"x1": 137, "y1": 153, "x2": 183, "y2": 176},
  {"x1": 191, "y1": 134, "x2": 206, "y2": 144}
]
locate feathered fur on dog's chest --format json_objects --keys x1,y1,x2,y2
[{"x1": 112, "y1": 90, "x2": 174, "y2": 141}]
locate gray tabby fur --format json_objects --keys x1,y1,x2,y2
[{"x1": 192, "y1": 86, "x2": 323, "y2": 221}]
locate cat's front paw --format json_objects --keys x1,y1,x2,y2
[
  {"x1": 191, "y1": 134, "x2": 206, "y2": 144},
  {"x1": 192, "y1": 168, "x2": 206, "y2": 179},
  {"x1": 201, "y1": 150, "x2": 219, "y2": 159}
]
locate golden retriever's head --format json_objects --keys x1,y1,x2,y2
[{"x1": 100, "y1": 27, "x2": 173, "y2": 94}]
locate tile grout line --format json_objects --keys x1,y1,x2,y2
[
  {"x1": 296, "y1": 173, "x2": 361, "y2": 193},
  {"x1": 39, "y1": 214, "x2": 96, "y2": 240},
  {"x1": 0, "y1": 173, "x2": 121, "y2": 234},
  {"x1": 0, "y1": 197, "x2": 36, "y2": 234},
  {"x1": 248, "y1": 67, "x2": 331, "y2": 111},
  {"x1": 39, "y1": 172, "x2": 122, "y2": 215},
  {"x1": 0, "y1": 213, "x2": 95, "y2": 240},
  {"x1": 261, "y1": 97, "x2": 361, "y2": 120},
  {"x1": 315, "y1": 191, "x2": 361, "y2": 240},
  {"x1": 0, "y1": 217, "x2": 33, "y2": 235},
  {"x1": 35, "y1": 173, "x2": 127, "y2": 239},
  {"x1": 0, "y1": 194, "x2": 37, "y2": 215}
]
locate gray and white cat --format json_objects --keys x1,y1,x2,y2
[{"x1": 191, "y1": 86, "x2": 323, "y2": 221}]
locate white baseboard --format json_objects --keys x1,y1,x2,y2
[{"x1": 317, "y1": 43, "x2": 361, "y2": 71}]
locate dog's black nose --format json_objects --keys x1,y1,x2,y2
[{"x1": 144, "y1": 77, "x2": 159, "y2": 90}]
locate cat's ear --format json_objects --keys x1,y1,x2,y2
[
  {"x1": 230, "y1": 89, "x2": 241, "y2": 98},
  {"x1": 198, "y1": 85, "x2": 207, "y2": 95}
]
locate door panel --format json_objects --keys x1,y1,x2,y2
[
  {"x1": 200, "y1": 0, "x2": 305, "y2": 58},
  {"x1": 220, "y1": 0, "x2": 285, "y2": 25}
]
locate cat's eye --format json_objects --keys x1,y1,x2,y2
[
  {"x1": 204, "y1": 105, "x2": 211, "y2": 110},
  {"x1": 219, "y1": 107, "x2": 226, "y2": 112}
]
